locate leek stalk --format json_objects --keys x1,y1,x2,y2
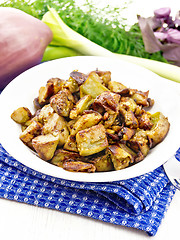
[{"x1": 42, "y1": 8, "x2": 180, "y2": 83}]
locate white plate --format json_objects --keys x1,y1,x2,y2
[{"x1": 0, "y1": 56, "x2": 180, "y2": 182}]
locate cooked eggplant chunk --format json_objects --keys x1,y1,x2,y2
[
  {"x1": 95, "y1": 70, "x2": 111, "y2": 86},
  {"x1": 108, "y1": 145, "x2": 133, "y2": 170},
  {"x1": 62, "y1": 160, "x2": 96, "y2": 173},
  {"x1": 63, "y1": 135, "x2": 79, "y2": 152},
  {"x1": 76, "y1": 124, "x2": 109, "y2": 156},
  {"x1": 118, "y1": 127, "x2": 135, "y2": 141},
  {"x1": 38, "y1": 82, "x2": 54, "y2": 105},
  {"x1": 120, "y1": 97, "x2": 137, "y2": 112},
  {"x1": 42, "y1": 113, "x2": 69, "y2": 146},
  {"x1": 93, "y1": 91, "x2": 120, "y2": 114},
  {"x1": 119, "y1": 108, "x2": 139, "y2": 129},
  {"x1": 32, "y1": 134, "x2": 59, "y2": 161},
  {"x1": 71, "y1": 112, "x2": 102, "y2": 136},
  {"x1": 147, "y1": 112, "x2": 170, "y2": 147},
  {"x1": 51, "y1": 149, "x2": 82, "y2": 167},
  {"x1": 11, "y1": 69, "x2": 170, "y2": 173},
  {"x1": 137, "y1": 111, "x2": 154, "y2": 130},
  {"x1": 20, "y1": 121, "x2": 42, "y2": 143},
  {"x1": 50, "y1": 89, "x2": 75, "y2": 117},
  {"x1": 80, "y1": 71, "x2": 109, "y2": 98},
  {"x1": 93, "y1": 151, "x2": 114, "y2": 172},
  {"x1": 11, "y1": 107, "x2": 32, "y2": 124},
  {"x1": 131, "y1": 89, "x2": 153, "y2": 108},
  {"x1": 108, "y1": 81, "x2": 127, "y2": 93},
  {"x1": 47, "y1": 77, "x2": 65, "y2": 94},
  {"x1": 37, "y1": 104, "x2": 54, "y2": 124},
  {"x1": 70, "y1": 71, "x2": 88, "y2": 85},
  {"x1": 128, "y1": 130, "x2": 150, "y2": 158},
  {"x1": 69, "y1": 95, "x2": 93, "y2": 119}
]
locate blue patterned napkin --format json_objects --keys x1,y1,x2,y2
[{"x1": 0, "y1": 144, "x2": 179, "y2": 236}]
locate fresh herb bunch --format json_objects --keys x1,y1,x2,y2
[{"x1": 1, "y1": 0, "x2": 167, "y2": 62}]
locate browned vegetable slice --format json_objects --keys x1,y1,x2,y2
[
  {"x1": 37, "y1": 104, "x2": 54, "y2": 123},
  {"x1": 70, "y1": 71, "x2": 88, "y2": 85},
  {"x1": 119, "y1": 108, "x2": 139, "y2": 129},
  {"x1": 50, "y1": 89, "x2": 75, "y2": 117},
  {"x1": 32, "y1": 134, "x2": 59, "y2": 161},
  {"x1": 20, "y1": 121, "x2": 42, "y2": 143},
  {"x1": 62, "y1": 160, "x2": 96, "y2": 173},
  {"x1": 128, "y1": 130, "x2": 150, "y2": 158},
  {"x1": 131, "y1": 89, "x2": 154, "y2": 107},
  {"x1": 63, "y1": 135, "x2": 78, "y2": 152},
  {"x1": 108, "y1": 81, "x2": 127, "y2": 93},
  {"x1": 51, "y1": 149, "x2": 82, "y2": 167},
  {"x1": 93, "y1": 91, "x2": 120, "y2": 114},
  {"x1": 137, "y1": 111, "x2": 154, "y2": 130},
  {"x1": 47, "y1": 77, "x2": 65, "y2": 94},
  {"x1": 11, "y1": 107, "x2": 32, "y2": 124},
  {"x1": 64, "y1": 76, "x2": 79, "y2": 93},
  {"x1": 76, "y1": 124, "x2": 109, "y2": 156},
  {"x1": 42, "y1": 113, "x2": 69, "y2": 147},
  {"x1": 80, "y1": 71, "x2": 109, "y2": 98},
  {"x1": 69, "y1": 95, "x2": 93, "y2": 119},
  {"x1": 96, "y1": 70, "x2": 111, "y2": 86},
  {"x1": 147, "y1": 112, "x2": 170, "y2": 147},
  {"x1": 120, "y1": 97, "x2": 137, "y2": 112},
  {"x1": 71, "y1": 112, "x2": 102, "y2": 136},
  {"x1": 107, "y1": 145, "x2": 133, "y2": 170},
  {"x1": 38, "y1": 82, "x2": 54, "y2": 105},
  {"x1": 118, "y1": 127, "x2": 135, "y2": 141},
  {"x1": 93, "y1": 151, "x2": 114, "y2": 172}
]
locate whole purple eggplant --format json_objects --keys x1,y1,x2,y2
[{"x1": 0, "y1": 7, "x2": 53, "y2": 90}]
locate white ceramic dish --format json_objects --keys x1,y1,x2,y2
[{"x1": 0, "y1": 56, "x2": 179, "y2": 182}]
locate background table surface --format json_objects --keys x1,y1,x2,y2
[{"x1": 0, "y1": 0, "x2": 180, "y2": 239}]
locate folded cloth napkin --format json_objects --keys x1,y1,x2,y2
[{"x1": 0, "y1": 143, "x2": 179, "y2": 236}]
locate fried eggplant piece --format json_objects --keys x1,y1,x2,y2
[
  {"x1": 107, "y1": 145, "x2": 133, "y2": 170},
  {"x1": 104, "y1": 112, "x2": 120, "y2": 129},
  {"x1": 70, "y1": 71, "x2": 88, "y2": 85},
  {"x1": 69, "y1": 95, "x2": 93, "y2": 119},
  {"x1": 93, "y1": 150, "x2": 114, "y2": 172},
  {"x1": 71, "y1": 112, "x2": 102, "y2": 136},
  {"x1": 37, "y1": 104, "x2": 54, "y2": 124},
  {"x1": 76, "y1": 124, "x2": 108, "y2": 156},
  {"x1": 118, "y1": 127, "x2": 135, "y2": 141},
  {"x1": 137, "y1": 111, "x2": 154, "y2": 130},
  {"x1": 120, "y1": 97, "x2": 137, "y2": 112},
  {"x1": 147, "y1": 112, "x2": 170, "y2": 147},
  {"x1": 128, "y1": 130, "x2": 150, "y2": 158},
  {"x1": 63, "y1": 135, "x2": 78, "y2": 152},
  {"x1": 106, "y1": 129, "x2": 119, "y2": 143},
  {"x1": 93, "y1": 91, "x2": 120, "y2": 114},
  {"x1": 79, "y1": 71, "x2": 109, "y2": 98},
  {"x1": 62, "y1": 160, "x2": 96, "y2": 173},
  {"x1": 19, "y1": 121, "x2": 42, "y2": 143},
  {"x1": 42, "y1": 113, "x2": 69, "y2": 147},
  {"x1": 63, "y1": 76, "x2": 79, "y2": 93},
  {"x1": 119, "y1": 108, "x2": 139, "y2": 129},
  {"x1": 108, "y1": 81, "x2": 128, "y2": 93},
  {"x1": 119, "y1": 143, "x2": 136, "y2": 162},
  {"x1": 38, "y1": 82, "x2": 54, "y2": 105},
  {"x1": 131, "y1": 90, "x2": 154, "y2": 108},
  {"x1": 11, "y1": 107, "x2": 32, "y2": 124},
  {"x1": 47, "y1": 77, "x2": 65, "y2": 94},
  {"x1": 32, "y1": 134, "x2": 59, "y2": 161},
  {"x1": 50, "y1": 89, "x2": 75, "y2": 117},
  {"x1": 95, "y1": 70, "x2": 111, "y2": 86},
  {"x1": 51, "y1": 149, "x2": 82, "y2": 167}
]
